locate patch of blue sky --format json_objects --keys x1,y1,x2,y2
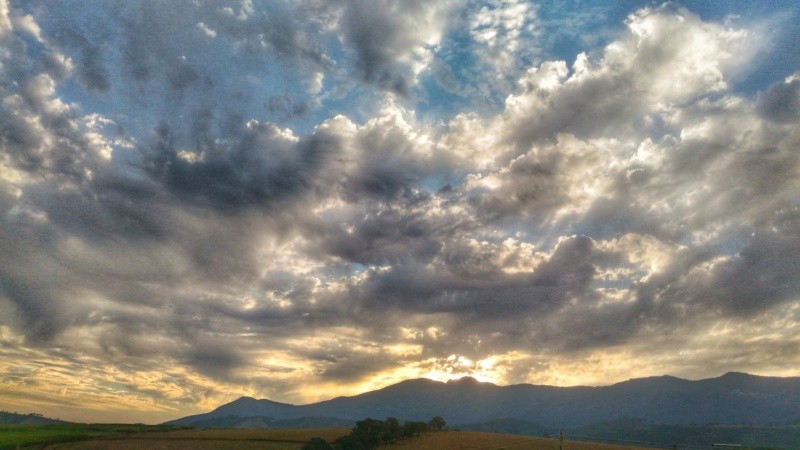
[
  {"x1": 414, "y1": 70, "x2": 474, "y2": 124},
  {"x1": 414, "y1": 12, "x2": 522, "y2": 120},
  {"x1": 418, "y1": 168, "x2": 469, "y2": 196},
  {"x1": 533, "y1": 0, "x2": 627, "y2": 65},
  {"x1": 7, "y1": 28, "x2": 46, "y2": 83}
]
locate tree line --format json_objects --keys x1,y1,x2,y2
[{"x1": 303, "y1": 416, "x2": 447, "y2": 450}]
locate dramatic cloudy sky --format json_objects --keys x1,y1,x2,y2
[{"x1": 1, "y1": 0, "x2": 799, "y2": 423}]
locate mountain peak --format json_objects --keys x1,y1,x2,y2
[
  {"x1": 720, "y1": 371, "x2": 753, "y2": 378},
  {"x1": 447, "y1": 376, "x2": 482, "y2": 385}
]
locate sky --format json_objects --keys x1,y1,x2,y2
[{"x1": 0, "y1": 0, "x2": 799, "y2": 424}]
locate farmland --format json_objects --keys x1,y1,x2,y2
[
  {"x1": 0, "y1": 426, "x2": 664, "y2": 450},
  {"x1": 0, "y1": 424, "x2": 181, "y2": 449},
  {"x1": 377, "y1": 431, "x2": 657, "y2": 450},
  {"x1": 1, "y1": 426, "x2": 349, "y2": 450}
]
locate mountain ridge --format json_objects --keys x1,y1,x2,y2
[{"x1": 164, "y1": 372, "x2": 800, "y2": 428}]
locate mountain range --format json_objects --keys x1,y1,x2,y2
[{"x1": 165, "y1": 372, "x2": 800, "y2": 429}]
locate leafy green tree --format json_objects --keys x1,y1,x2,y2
[
  {"x1": 303, "y1": 437, "x2": 334, "y2": 450},
  {"x1": 334, "y1": 416, "x2": 446, "y2": 448},
  {"x1": 401, "y1": 421, "x2": 429, "y2": 437},
  {"x1": 356, "y1": 417, "x2": 386, "y2": 448},
  {"x1": 382, "y1": 417, "x2": 401, "y2": 443},
  {"x1": 428, "y1": 416, "x2": 447, "y2": 431},
  {"x1": 334, "y1": 433, "x2": 366, "y2": 450}
]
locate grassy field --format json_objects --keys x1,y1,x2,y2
[
  {"x1": 40, "y1": 427, "x2": 350, "y2": 450},
  {"x1": 386, "y1": 431, "x2": 659, "y2": 450},
  {"x1": 1, "y1": 426, "x2": 664, "y2": 450},
  {"x1": 0, "y1": 424, "x2": 183, "y2": 450}
]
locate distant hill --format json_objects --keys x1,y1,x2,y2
[
  {"x1": 0, "y1": 411, "x2": 70, "y2": 425},
  {"x1": 165, "y1": 372, "x2": 800, "y2": 429},
  {"x1": 173, "y1": 414, "x2": 355, "y2": 429}
]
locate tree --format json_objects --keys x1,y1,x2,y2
[
  {"x1": 382, "y1": 417, "x2": 401, "y2": 443},
  {"x1": 401, "y1": 421, "x2": 428, "y2": 437},
  {"x1": 303, "y1": 437, "x2": 334, "y2": 450},
  {"x1": 334, "y1": 416, "x2": 446, "y2": 449},
  {"x1": 428, "y1": 416, "x2": 446, "y2": 431},
  {"x1": 334, "y1": 433, "x2": 366, "y2": 450},
  {"x1": 352, "y1": 418, "x2": 385, "y2": 449}
]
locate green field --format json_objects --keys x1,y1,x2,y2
[
  {"x1": 0, "y1": 424, "x2": 183, "y2": 450},
  {"x1": 378, "y1": 431, "x2": 658, "y2": 450},
  {"x1": 0, "y1": 426, "x2": 663, "y2": 450}
]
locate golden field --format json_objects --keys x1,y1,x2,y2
[{"x1": 35, "y1": 428, "x2": 659, "y2": 450}]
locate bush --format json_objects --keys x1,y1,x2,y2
[
  {"x1": 428, "y1": 416, "x2": 446, "y2": 431},
  {"x1": 334, "y1": 433, "x2": 366, "y2": 450},
  {"x1": 302, "y1": 437, "x2": 334, "y2": 450},
  {"x1": 333, "y1": 416, "x2": 444, "y2": 449}
]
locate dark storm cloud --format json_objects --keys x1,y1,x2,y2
[
  {"x1": 184, "y1": 342, "x2": 247, "y2": 380},
  {"x1": 682, "y1": 215, "x2": 800, "y2": 317},
  {"x1": 337, "y1": 0, "x2": 412, "y2": 95},
  {"x1": 332, "y1": 0, "x2": 447, "y2": 96},
  {"x1": 29, "y1": 174, "x2": 167, "y2": 243},
  {"x1": 0, "y1": 275, "x2": 73, "y2": 342},
  {"x1": 266, "y1": 94, "x2": 309, "y2": 123},
  {"x1": 341, "y1": 234, "x2": 597, "y2": 328},
  {"x1": 75, "y1": 40, "x2": 110, "y2": 93},
  {"x1": 52, "y1": 27, "x2": 112, "y2": 93},
  {"x1": 0, "y1": 190, "x2": 165, "y2": 344},
  {"x1": 318, "y1": 194, "x2": 450, "y2": 266},
  {"x1": 465, "y1": 150, "x2": 568, "y2": 222},
  {"x1": 298, "y1": 345, "x2": 401, "y2": 383},
  {"x1": 0, "y1": 74, "x2": 101, "y2": 177},
  {"x1": 38, "y1": 51, "x2": 72, "y2": 81},
  {"x1": 141, "y1": 119, "x2": 341, "y2": 212},
  {"x1": 1, "y1": 1, "x2": 800, "y2": 419},
  {"x1": 756, "y1": 73, "x2": 800, "y2": 123}
]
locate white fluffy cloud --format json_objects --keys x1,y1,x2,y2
[{"x1": 0, "y1": 1, "x2": 799, "y2": 422}]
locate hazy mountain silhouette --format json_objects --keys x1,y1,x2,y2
[
  {"x1": 165, "y1": 372, "x2": 800, "y2": 428},
  {"x1": 0, "y1": 411, "x2": 70, "y2": 425}
]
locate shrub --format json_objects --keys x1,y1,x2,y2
[{"x1": 302, "y1": 437, "x2": 334, "y2": 450}]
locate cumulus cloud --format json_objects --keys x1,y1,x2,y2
[
  {"x1": 330, "y1": 0, "x2": 453, "y2": 96},
  {"x1": 757, "y1": 72, "x2": 800, "y2": 123},
  {"x1": 0, "y1": 0, "x2": 799, "y2": 422}
]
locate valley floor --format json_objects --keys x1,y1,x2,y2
[{"x1": 36, "y1": 429, "x2": 659, "y2": 450}]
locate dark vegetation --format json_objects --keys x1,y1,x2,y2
[{"x1": 303, "y1": 416, "x2": 446, "y2": 450}]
